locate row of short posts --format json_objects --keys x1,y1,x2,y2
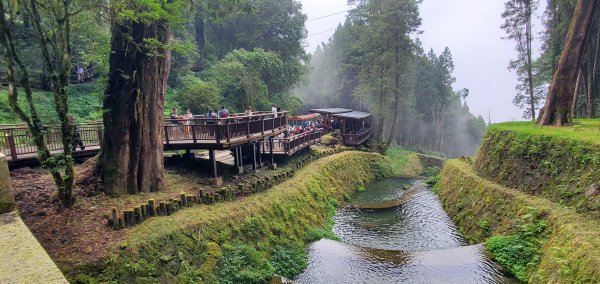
[
  {"x1": 110, "y1": 189, "x2": 234, "y2": 230},
  {"x1": 109, "y1": 147, "x2": 344, "y2": 230}
]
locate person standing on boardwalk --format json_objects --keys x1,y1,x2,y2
[
  {"x1": 68, "y1": 115, "x2": 85, "y2": 151},
  {"x1": 218, "y1": 106, "x2": 230, "y2": 118},
  {"x1": 244, "y1": 106, "x2": 253, "y2": 116}
]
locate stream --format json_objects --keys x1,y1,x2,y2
[{"x1": 294, "y1": 177, "x2": 518, "y2": 284}]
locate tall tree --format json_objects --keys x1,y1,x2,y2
[
  {"x1": 0, "y1": 0, "x2": 78, "y2": 207},
  {"x1": 98, "y1": 0, "x2": 184, "y2": 196},
  {"x1": 538, "y1": 0, "x2": 599, "y2": 126},
  {"x1": 502, "y1": 0, "x2": 540, "y2": 120}
]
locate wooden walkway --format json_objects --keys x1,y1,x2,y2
[{"x1": 0, "y1": 112, "x2": 324, "y2": 165}]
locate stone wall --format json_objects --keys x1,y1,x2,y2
[{"x1": 0, "y1": 153, "x2": 15, "y2": 214}]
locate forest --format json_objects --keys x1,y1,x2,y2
[{"x1": 0, "y1": 0, "x2": 597, "y2": 203}]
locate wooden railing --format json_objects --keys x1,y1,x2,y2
[
  {"x1": 0, "y1": 111, "x2": 287, "y2": 161},
  {"x1": 340, "y1": 127, "x2": 371, "y2": 146},
  {"x1": 267, "y1": 130, "x2": 323, "y2": 155}
]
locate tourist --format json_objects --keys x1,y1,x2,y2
[
  {"x1": 170, "y1": 108, "x2": 182, "y2": 138},
  {"x1": 183, "y1": 109, "x2": 193, "y2": 138},
  {"x1": 218, "y1": 106, "x2": 230, "y2": 118},
  {"x1": 244, "y1": 106, "x2": 253, "y2": 116},
  {"x1": 272, "y1": 104, "x2": 277, "y2": 117},
  {"x1": 68, "y1": 115, "x2": 85, "y2": 151},
  {"x1": 76, "y1": 66, "x2": 84, "y2": 82}
]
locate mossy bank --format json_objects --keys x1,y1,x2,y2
[
  {"x1": 72, "y1": 151, "x2": 392, "y2": 283},
  {"x1": 475, "y1": 123, "x2": 600, "y2": 218},
  {"x1": 439, "y1": 159, "x2": 600, "y2": 283}
]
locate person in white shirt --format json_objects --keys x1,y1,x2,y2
[
  {"x1": 244, "y1": 106, "x2": 253, "y2": 116},
  {"x1": 271, "y1": 104, "x2": 277, "y2": 117}
]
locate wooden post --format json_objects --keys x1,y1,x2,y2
[
  {"x1": 262, "y1": 117, "x2": 265, "y2": 135},
  {"x1": 269, "y1": 137, "x2": 274, "y2": 165},
  {"x1": 111, "y1": 208, "x2": 119, "y2": 230},
  {"x1": 257, "y1": 142, "x2": 262, "y2": 166},
  {"x1": 96, "y1": 124, "x2": 103, "y2": 146},
  {"x1": 247, "y1": 117, "x2": 251, "y2": 138},
  {"x1": 252, "y1": 142, "x2": 257, "y2": 171},
  {"x1": 159, "y1": 202, "x2": 166, "y2": 216},
  {"x1": 134, "y1": 206, "x2": 143, "y2": 223},
  {"x1": 210, "y1": 150, "x2": 218, "y2": 178},
  {"x1": 216, "y1": 121, "x2": 221, "y2": 144},
  {"x1": 226, "y1": 120, "x2": 231, "y2": 142},
  {"x1": 180, "y1": 193, "x2": 187, "y2": 207},
  {"x1": 164, "y1": 125, "x2": 170, "y2": 145},
  {"x1": 148, "y1": 199, "x2": 156, "y2": 216},
  {"x1": 7, "y1": 133, "x2": 17, "y2": 160},
  {"x1": 166, "y1": 202, "x2": 173, "y2": 216},
  {"x1": 192, "y1": 124, "x2": 197, "y2": 144}
]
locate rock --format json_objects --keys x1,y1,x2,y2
[{"x1": 585, "y1": 183, "x2": 600, "y2": 198}]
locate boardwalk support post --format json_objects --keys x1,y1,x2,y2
[
  {"x1": 257, "y1": 142, "x2": 262, "y2": 167},
  {"x1": 269, "y1": 137, "x2": 276, "y2": 169},
  {"x1": 209, "y1": 149, "x2": 222, "y2": 186},
  {"x1": 235, "y1": 147, "x2": 244, "y2": 174},
  {"x1": 252, "y1": 142, "x2": 258, "y2": 171}
]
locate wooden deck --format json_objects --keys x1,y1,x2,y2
[
  {"x1": 0, "y1": 112, "x2": 325, "y2": 165},
  {"x1": 0, "y1": 112, "x2": 287, "y2": 164}
]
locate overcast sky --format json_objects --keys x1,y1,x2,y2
[{"x1": 300, "y1": 0, "x2": 545, "y2": 123}]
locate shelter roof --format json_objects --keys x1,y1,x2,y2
[
  {"x1": 289, "y1": 113, "x2": 322, "y2": 121},
  {"x1": 331, "y1": 111, "x2": 372, "y2": 119},
  {"x1": 308, "y1": 108, "x2": 352, "y2": 115}
]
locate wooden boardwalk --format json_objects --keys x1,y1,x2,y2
[{"x1": 0, "y1": 112, "x2": 324, "y2": 165}]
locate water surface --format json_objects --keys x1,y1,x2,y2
[{"x1": 295, "y1": 177, "x2": 517, "y2": 284}]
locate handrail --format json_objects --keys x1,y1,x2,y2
[
  {"x1": 340, "y1": 127, "x2": 371, "y2": 146},
  {"x1": 0, "y1": 112, "x2": 288, "y2": 161},
  {"x1": 267, "y1": 130, "x2": 323, "y2": 155}
]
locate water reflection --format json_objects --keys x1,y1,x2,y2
[{"x1": 294, "y1": 178, "x2": 517, "y2": 284}]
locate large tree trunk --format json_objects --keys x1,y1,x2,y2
[
  {"x1": 192, "y1": 9, "x2": 206, "y2": 72},
  {"x1": 538, "y1": 0, "x2": 599, "y2": 126},
  {"x1": 99, "y1": 20, "x2": 171, "y2": 196}
]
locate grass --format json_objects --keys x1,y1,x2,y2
[
  {"x1": 438, "y1": 159, "x2": 600, "y2": 283},
  {"x1": 385, "y1": 146, "x2": 423, "y2": 177},
  {"x1": 490, "y1": 119, "x2": 600, "y2": 145},
  {"x1": 74, "y1": 151, "x2": 391, "y2": 283},
  {"x1": 0, "y1": 82, "x2": 104, "y2": 124}
]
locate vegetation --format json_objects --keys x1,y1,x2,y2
[
  {"x1": 295, "y1": 1, "x2": 486, "y2": 156},
  {"x1": 438, "y1": 159, "x2": 600, "y2": 283},
  {"x1": 486, "y1": 216, "x2": 547, "y2": 282},
  {"x1": 0, "y1": 83, "x2": 103, "y2": 124},
  {"x1": 72, "y1": 151, "x2": 391, "y2": 282},
  {"x1": 504, "y1": 0, "x2": 600, "y2": 124},
  {"x1": 384, "y1": 146, "x2": 424, "y2": 177},
  {"x1": 475, "y1": 123, "x2": 600, "y2": 218},
  {"x1": 501, "y1": 0, "x2": 540, "y2": 120},
  {"x1": 0, "y1": 0, "x2": 85, "y2": 207},
  {"x1": 489, "y1": 119, "x2": 600, "y2": 144}
]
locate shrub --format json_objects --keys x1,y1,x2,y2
[
  {"x1": 269, "y1": 244, "x2": 308, "y2": 279},
  {"x1": 217, "y1": 243, "x2": 275, "y2": 284}
]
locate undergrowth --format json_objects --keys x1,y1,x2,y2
[
  {"x1": 485, "y1": 209, "x2": 547, "y2": 282},
  {"x1": 72, "y1": 151, "x2": 391, "y2": 283}
]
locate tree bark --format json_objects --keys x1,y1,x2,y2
[
  {"x1": 571, "y1": 68, "x2": 582, "y2": 119},
  {"x1": 99, "y1": 20, "x2": 171, "y2": 196},
  {"x1": 193, "y1": 8, "x2": 206, "y2": 72},
  {"x1": 526, "y1": 0, "x2": 536, "y2": 121},
  {"x1": 538, "y1": 0, "x2": 599, "y2": 126},
  {"x1": 376, "y1": 66, "x2": 386, "y2": 140}
]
